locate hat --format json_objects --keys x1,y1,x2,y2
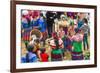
[
  {"x1": 22, "y1": 10, "x2": 29, "y2": 16},
  {"x1": 60, "y1": 14, "x2": 67, "y2": 20}
]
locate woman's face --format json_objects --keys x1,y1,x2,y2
[
  {"x1": 62, "y1": 17, "x2": 65, "y2": 21},
  {"x1": 60, "y1": 27, "x2": 63, "y2": 31},
  {"x1": 79, "y1": 13, "x2": 85, "y2": 20}
]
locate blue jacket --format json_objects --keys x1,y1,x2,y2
[
  {"x1": 21, "y1": 52, "x2": 38, "y2": 63},
  {"x1": 31, "y1": 19, "x2": 39, "y2": 27},
  {"x1": 22, "y1": 21, "x2": 30, "y2": 29},
  {"x1": 38, "y1": 18, "x2": 47, "y2": 32},
  {"x1": 78, "y1": 20, "x2": 84, "y2": 29}
]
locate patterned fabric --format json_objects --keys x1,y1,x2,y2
[
  {"x1": 58, "y1": 30, "x2": 65, "y2": 38},
  {"x1": 50, "y1": 38, "x2": 63, "y2": 49},
  {"x1": 51, "y1": 49, "x2": 63, "y2": 61},
  {"x1": 72, "y1": 52, "x2": 83, "y2": 60},
  {"x1": 50, "y1": 37, "x2": 63, "y2": 61},
  {"x1": 71, "y1": 33, "x2": 83, "y2": 42},
  {"x1": 71, "y1": 33, "x2": 83, "y2": 60},
  {"x1": 21, "y1": 17, "x2": 32, "y2": 41},
  {"x1": 22, "y1": 28, "x2": 31, "y2": 41}
]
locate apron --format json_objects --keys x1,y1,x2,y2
[{"x1": 72, "y1": 41, "x2": 83, "y2": 60}]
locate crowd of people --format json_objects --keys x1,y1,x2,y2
[{"x1": 21, "y1": 10, "x2": 90, "y2": 63}]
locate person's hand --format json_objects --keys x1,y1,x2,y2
[{"x1": 22, "y1": 29, "x2": 24, "y2": 33}]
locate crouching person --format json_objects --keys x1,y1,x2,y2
[{"x1": 21, "y1": 45, "x2": 38, "y2": 63}]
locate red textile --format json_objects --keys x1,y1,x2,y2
[{"x1": 40, "y1": 53, "x2": 48, "y2": 62}]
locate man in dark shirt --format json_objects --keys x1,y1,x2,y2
[{"x1": 46, "y1": 11, "x2": 57, "y2": 37}]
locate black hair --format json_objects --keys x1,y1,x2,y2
[
  {"x1": 27, "y1": 45, "x2": 34, "y2": 52},
  {"x1": 54, "y1": 32, "x2": 59, "y2": 49},
  {"x1": 83, "y1": 18, "x2": 88, "y2": 24},
  {"x1": 41, "y1": 48, "x2": 46, "y2": 53},
  {"x1": 55, "y1": 38, "x2": 59, "y2": 49},
  {"x1": 75, "y1": 28, "x2": 79, "y2": 33},
  {"x1": 40, "y1": 13, "x2": 43, "y2": 17},
  {"x1": 35, "y1": 39, "x2": 40, "y2": 43}
]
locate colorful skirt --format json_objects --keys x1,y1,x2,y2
[
  {"x1": 51, "y1": 49, "x2": 63, "y2": 61},
  {"x1": 72, "y1": 52, "x2": 83, "y2": 60},
  {"x1": 22, "y1": 28, "x2": 32, "y2": 41}
]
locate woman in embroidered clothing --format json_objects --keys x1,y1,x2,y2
[
  {"x1": 50, "y1": 32, "x2": 64, "y2": 61},
  {"x1": 71, "y1": 29, "x2": 84, "y2": 60}
]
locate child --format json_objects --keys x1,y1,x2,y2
[{"x1": 40, "y1": 48, "x2": 49, "y2": 62}]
